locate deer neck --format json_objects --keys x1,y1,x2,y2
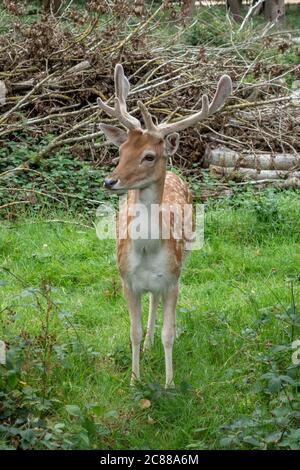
[
  {"x1": 130, "y1": 170, "x2": 166, "y2": 254},
  {"x1": 134, "y1": 170, "x2": 165, "y2": 207}
]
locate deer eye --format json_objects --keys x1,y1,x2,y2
[{"x1": 142, "y1": 154, "x2": 155, "y2": 163}]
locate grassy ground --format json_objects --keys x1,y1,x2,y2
[
  {"x1": 1, "y1": 0, "x2": 300, "y2": 452},
  {"x1": 1, "y1": 188, "x2": 300, "y2": 449}
]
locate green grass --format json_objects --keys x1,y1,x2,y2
[
  {"x1": 1, "y1": 0, "x2": 300, "y2": 449},
  {"x1": 1, "y1": 189, "x2": 300, "y2": 449}
]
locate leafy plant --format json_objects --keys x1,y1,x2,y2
[
  {"x1": 0, "y1": 272, "x2": 107, "y2": 450},
  {"x1": 219, "y1": 282, "x2": 300, "y2": 450},
  {"x1": 0, "y1": 136, "x2": 112, "y2": 215},
  {"x1": 250, "y1": 191, "x2": 283, "y2": 225}
]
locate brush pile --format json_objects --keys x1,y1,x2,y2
[{"x1": 0, "y1": 1, "x2": 300, "y2": 194}]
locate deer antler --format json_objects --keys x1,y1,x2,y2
[
  {"x1": 97, "y1": 64, "x2": 141, "y2": 130},
  {"x1": 138, "y1": 74, "x2": 232, "y2": 136},
  {"x1": 98, "y1": 65, "x2": 232, "y2": 136}
]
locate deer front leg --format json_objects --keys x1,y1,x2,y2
[
  {"x1": 123, "y1": 285, "x2": 142, "y2": 386},
  {"x1": 162, "y1": 285, "x2": 178, "y2": 388},
  {"x1": 143, "y1": 293, "x2": 160, "y2": 351}
]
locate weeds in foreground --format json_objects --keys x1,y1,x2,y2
[
  {"x1": 0, "y1": 189, "x2": 299, "y2": 449},
  {"x1": 218, "y1": 281, "x2": 300, "y2": 450},
  {"x1": 1, "y1": 271, "x2": 299, "y2": 449},
  {"x1": 0, "y1": 272, "x2": 105, "y2": 450}
]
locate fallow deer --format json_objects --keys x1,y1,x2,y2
[{"x1": 98, "y1": 64, "x2": 232, "y2": 388}]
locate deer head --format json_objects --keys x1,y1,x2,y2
[{"x1": 99, "y1": 64, "x2": 232, "y2": 192}]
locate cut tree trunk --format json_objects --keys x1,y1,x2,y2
[
  {"x1": 252, "y1": 0, "x2": 264, "y2": 17},
  {"x1": 210, "y1": 165, "x2": 300, "y2": 181},
  {"x1": 0, "y1": 81, "x2": 7, "y2": 105},
  {"x1": 226, "y1": 0, "x2": 243, "y2": 23},
  {"x1": 204, "y1": 147, "x2": 300, "y2": 171},
  {"x1": 181, "y1": 0, "x2": 196, "y2": 18},
  {"x1": 44, "y1": 0, "x2": 62, "y2": 15},
  {"x1": 269, "y1": 178, "x2": 300, "y2": 189},
  {"x1": 264, "y1": 0, "x2": 285, "y2": 23}
]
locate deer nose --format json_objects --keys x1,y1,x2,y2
[{"x1": 104, "y1": 177, "x2": 118, "y2": 189}]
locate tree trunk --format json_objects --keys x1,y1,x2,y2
[
  {"x1": 226, "y1": 0, "x2": 243, "y2": 23},
  {"x1": 204, "y1": 147, "x2": 300, "y2": 171},
  {"x1": 264, "y1": 0, "x2": 285, "y2": 22},
  {"x1": 252, "y1": 0, "x2": 264, "y2": 16},
  {"x1": 209, "y1": 165, "x2": 300, "y2": 181},
  {"x1": 181, "y1": 0, "x2": 196, "y2": 18},
  {"x1": 0, "y1": 80, "x2": 7, "y2": 105},
  {"x1": 44, "y1": 0, "x2": 62, "y2": 15}
]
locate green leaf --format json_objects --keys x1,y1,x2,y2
[
  {"x1": 21, "y1": 429, "x2": 36, "y2": 444},
  {"x1": 81, "y1": 416, "x2": 96, "y2": 436},
  {"x1": 88, "y1": 404, "x2": 104, "y2": 416},
  {"x1": 65, "y1": 405, "x2": 81, "y2": 417},
  {"x1": 95, "y1": 424, "x2": 109, "y2": 436},
  {"x1": 58, "y1": 310, "x2": 73, "y2": 320},
  {"x1": 279, "y1": 375, "x2": 295, "y2": 385},
  {"x1": 78, "y1": 431, "x2": 90, "y2": 447},
  {"x1": 7, "y1": 371, "x2": 19, "y2": 389},
  {"x1": 105, "y1": 410, "x2": 118, "y2": 418},
  {"x1": 268, "y1": 377, "x2": 281, "y2": 394},
  {"x1": 220, "y1": 436, "x2": 239, "y2": 447},
  {"x1": 54, "y1": 423, "x2": 65, "y2": 432},
  {"x1": 271, "y1": 344, "x2": 289, "y2": 353},
  {"x1": 271, "y1": 407, "x2": 290, "y2": 418},
  {"x1": 264, "y1": 431, "x2": 282, "y2": 444},
  {"x1": 289, "y1": 428, "x2": 300, "y2": 440},
  {"x1": 243, "y1": 436, "x2": 261, "y2": 447}
]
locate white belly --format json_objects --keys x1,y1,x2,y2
[{"x1": 125, "y1": 243, "x2": 175, "y2": 294}]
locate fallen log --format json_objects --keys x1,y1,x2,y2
[
  {"x1": 209, "y1": 165, "x2": 300, "y2": 182},
  {"x1": 0, "y1": 81, "x2": 7, "y2": 105},
  {"x1": 204, "y1": 147, "x2": 300, "y2": 171},
  {"x1": 273, "y1": 177, "x2": 300, "y2": 189}
]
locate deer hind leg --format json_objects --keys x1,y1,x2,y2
[
  {"x1": 123, "y1": 285, "x2": 142, "y2": 386},
  {"x1": 143, "y1": 293, "x2": 160, "y2": 351},
  {"x1": 162, "y1": 285, "x2": 178, "y2": 388}
]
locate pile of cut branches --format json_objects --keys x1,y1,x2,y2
[{"x1": 0, "y1": 1, "x2": 300, "y2": 211}]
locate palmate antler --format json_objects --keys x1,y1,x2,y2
[{"x1": 98, "y1": 64, "x2": 232, "y2": 135}]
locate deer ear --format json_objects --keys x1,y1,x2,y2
[
  {"x1": 164, "y1": 132, "x2": 179, "y2": 156},
  {"x1": 100, "y1": 124, "x2": 128, "y2": 146}
]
